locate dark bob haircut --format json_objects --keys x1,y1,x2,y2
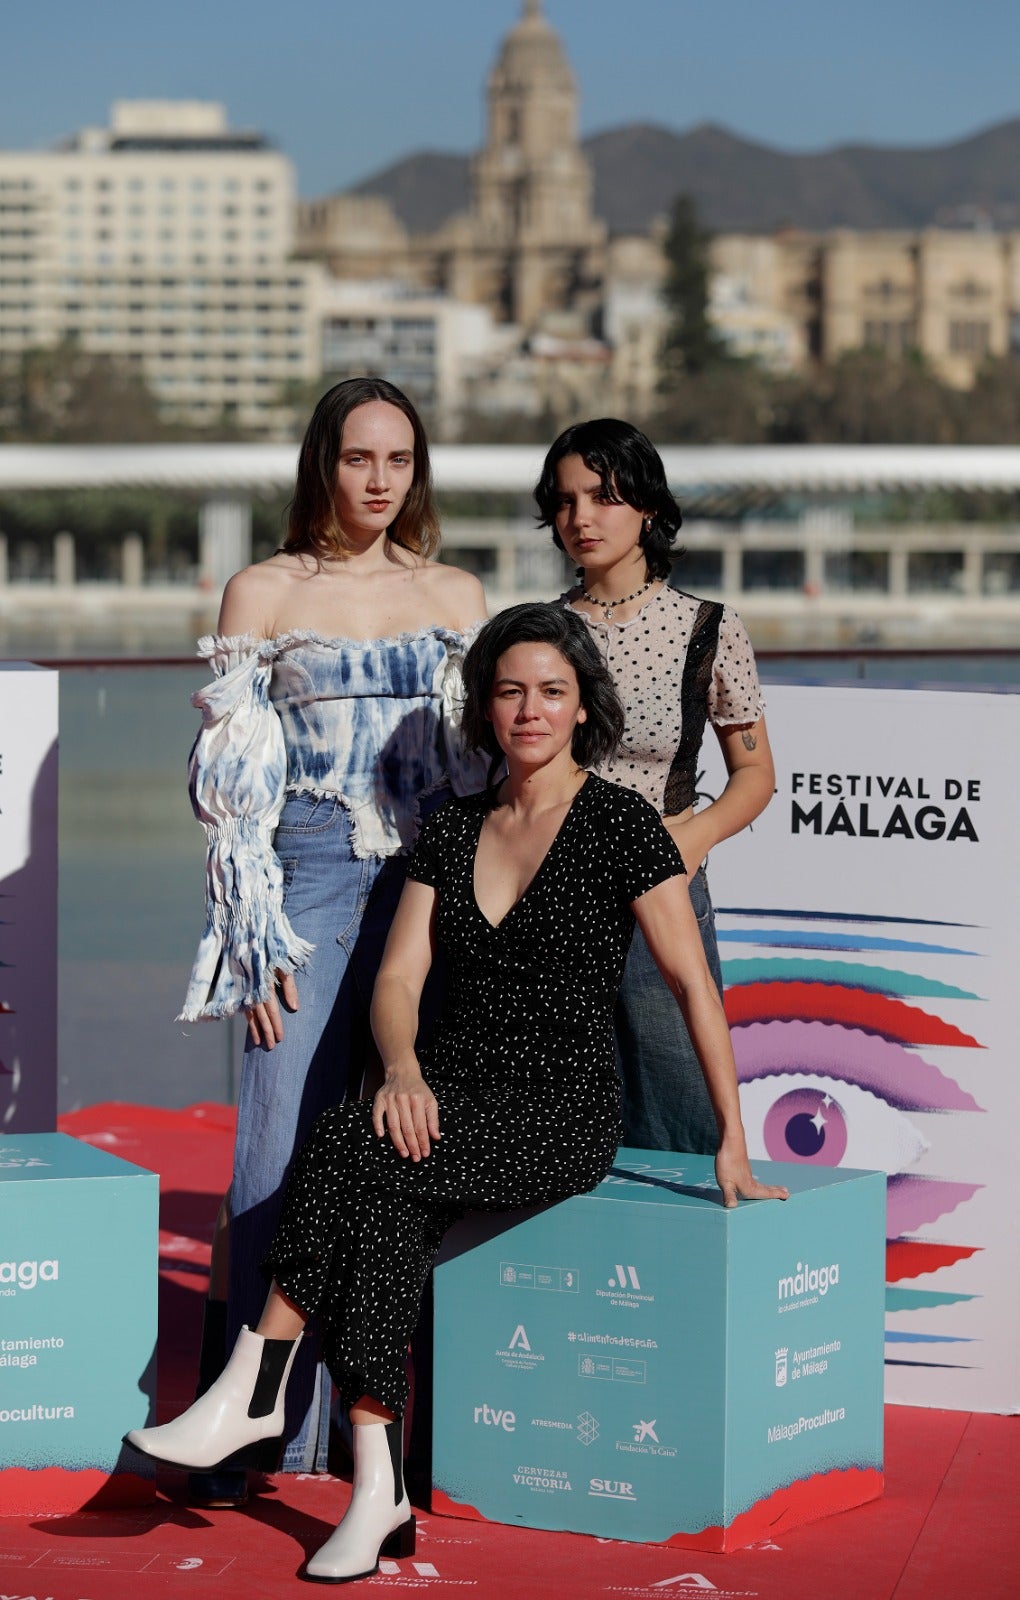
[
  {"x1": 284, "y1": 377, "x2": 440, "y2": 563},
  {"x1": 462, "y1": 602, "x2": 625, "y2": 773},
  {"x1": 533, "y1": 417, "x2": 683, "y2": 581}
]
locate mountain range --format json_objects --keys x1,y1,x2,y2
[{"x1": 349, "y1": 118, "x2": 1020, "y2": 236}]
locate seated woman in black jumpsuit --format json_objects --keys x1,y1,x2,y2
[{"x1": 126, "y1": 603, "x2": 786, "y2": 1584}]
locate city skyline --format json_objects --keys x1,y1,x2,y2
[{"x1": 5, "y1": 0, "x2": 1020, "y2": 198}]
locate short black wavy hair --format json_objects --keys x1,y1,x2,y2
[
  {"x1": 462, "y1": 603, "x2": 625, "y2": 773},
  {"x1": 534, "y1": 417, "x2": 683, "y2": 581}
]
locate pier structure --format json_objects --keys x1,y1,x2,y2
[{"x1": 2, "y1": 442, "x2": 1020, "y2": 646}]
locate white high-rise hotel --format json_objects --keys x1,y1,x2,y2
[{"x1": 0, "y1": 100, "x2": 320, "y2": 431}]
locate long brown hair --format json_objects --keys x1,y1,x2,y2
[{"x1": 284, "y1": 377, "x2": 440, "y2": 561}]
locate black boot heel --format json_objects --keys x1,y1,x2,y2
[
  {"x1": 188, "y1": 1469, "x2": 248, "y2": 1508},
  {"x1": 381, "y1": 1516, "x2": 416, "y2": 1559},
  {"x1": 220, "y1": 1435, "x2": 284, "y2": 1473}
]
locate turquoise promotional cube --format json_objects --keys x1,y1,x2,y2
[
  {"x1": 0, "y1": 1132, "x2": 159, "y2": 1511},
  {"x1": 432, "y1": 1150, "x2": 885, "y2": 1551}
]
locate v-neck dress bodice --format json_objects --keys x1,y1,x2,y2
[
  {"x1": 414, "y1": 776, "x2": 674, "y2": 1053},
  {"x1": 470, "y1": 776, "x2": 589, "y2": 932}
]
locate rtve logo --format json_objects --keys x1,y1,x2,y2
[
  {"x1": 608, "y1": 1264, "x2": 641, "y2": 1290},
  {"x1": 473, "y1": 1402, "x2": 516, "y2": 1432}
]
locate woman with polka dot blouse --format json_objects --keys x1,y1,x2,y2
[
  {"x1": 125, "y1": 603, "x2": 785, "y2": 1584},
  {"x1": 535, "y1": 420, "x2": 775, "y2": 1157}
]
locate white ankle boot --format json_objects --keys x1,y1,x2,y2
[
  {"x1": 124, "y1": 1325, "x2": 300, "y2": 1472},
  {"x1": 304, "y1": 1418, "x2": 415, "y2": 1583}
]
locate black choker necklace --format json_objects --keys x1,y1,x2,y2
[{"x1": 581, "y1": 578, "x2": 654, "y2": 621}]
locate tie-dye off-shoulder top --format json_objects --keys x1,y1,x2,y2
[{"x1": 179, "y1": 626, "x2": 487, "y2": 1022}]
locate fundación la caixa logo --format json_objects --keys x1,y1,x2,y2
[
  {"x1": 614, "y1": 1417, "x2": 679, "y2": 1458},
  {"x1": 0, "y1": 1257, "x2": 59, "y2": 1295}
]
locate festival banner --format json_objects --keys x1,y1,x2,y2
[
  {"x1": 0, "y1": 665, "x2": 58, "y2": 1133},
  {"x1": 702, "y1": 683, "x2": 1020, "y2": 1414}
]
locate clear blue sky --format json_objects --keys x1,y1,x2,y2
[{"x1": 5, "y1": 1, "x2": 1019, "y2": 195}]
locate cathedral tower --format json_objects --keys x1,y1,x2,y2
[{"x1": 468, "y1": 0, "x2": 605, "y2": 327}]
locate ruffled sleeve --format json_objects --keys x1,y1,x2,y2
[
  {"x1": 178, "y1": 633, "x2": 314, "y2": 1022},
  {"x1": 707, "y1": 606, "x2": 765, "y2": 727},
  {"x1": 435, "y1": 626, "x2": 490, "y2": 798}
]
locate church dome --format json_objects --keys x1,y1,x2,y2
[{"x1": 490, "y1": 0, "x2": 575, "y2": 93}]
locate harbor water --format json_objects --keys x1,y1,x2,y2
[{"x1": 19, "y1": 644, "x2": 1020, "y2": 1114}]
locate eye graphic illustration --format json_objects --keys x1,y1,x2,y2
[
  {"x1": 767, "y1": 1085, "x2": 847, "y2": 1162},
  {"x1": 718, "y1": 907, "x2": 986, "y2": 1371},
  {"x1": 739, "y1": 1073, "x2": 928, "y2": 1173}
]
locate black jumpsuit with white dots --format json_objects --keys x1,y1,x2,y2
[{"x1": 263, "y1": 774, "x2": 686, "y2": 1414}]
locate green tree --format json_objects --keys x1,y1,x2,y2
[
  {"x1": 957, "y1": 356, "x2": 1020, "y2": 444},
  {"x1": 652, "y1": 363, "x2": 770, "y2": 443},
  {"x1": 660, "y1": 195, "x2": 730, "y2": 381},
  {"x1": 0, "y1": 342, "x2": 173, "y2": 443},
  {"x1": 769, "y1": 350, "x2": 958, "y2": 445},
  {"x1": 60, "y1": 353, "x2": 169, "y2": 442}
]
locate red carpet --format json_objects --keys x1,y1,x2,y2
[{"x1": 0, "y1": 1103, "x2": 1013, "y2": 1599}]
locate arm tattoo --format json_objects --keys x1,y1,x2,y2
[{"x1": 741, "y1": 730, "x2": 758, "y2": 752}]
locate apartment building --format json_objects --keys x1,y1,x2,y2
[
  {"x1": 318, "y1": 278, "x2": 507, "y2": 434},
  {"x1": 0, "y1": 100, "x2": 321, "y2": 432},
  {"x1": 711, "y1": 228, "x2": 1020, "y2": 386}
]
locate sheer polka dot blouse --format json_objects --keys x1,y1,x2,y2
[{"x1": 566, "y1": 585, "x2": 764, "y2": 815}]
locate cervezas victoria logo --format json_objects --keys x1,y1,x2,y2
[{"x1": 512, "y1": 1464, "x2": 572, "y2": 1493}]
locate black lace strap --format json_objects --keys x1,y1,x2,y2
[{"x1": 662, "y1": 597, "x2": 724, "y2": 816}]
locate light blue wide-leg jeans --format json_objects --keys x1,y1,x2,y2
[
  {"x1": 226, "y1": 792, "x2": 407, "y2": 1472},
  {"x1": 613, "y1": 863, "x2": 725, "y2": 1158}
]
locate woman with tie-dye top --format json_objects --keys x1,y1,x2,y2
[{"x1": 179, "y1": 379, "x2": 487, "y2": 1500}]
